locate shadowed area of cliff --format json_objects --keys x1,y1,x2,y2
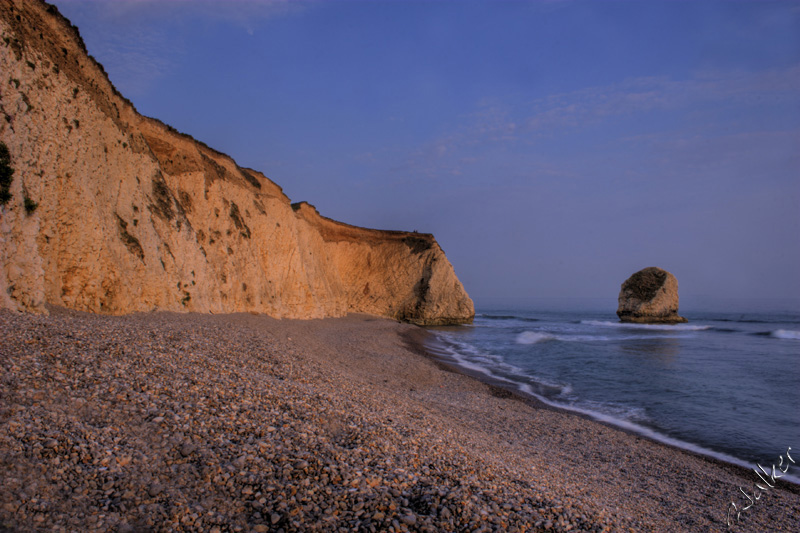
[{"x1": 0, "y1": 0, "x2": 474, "y2": 325}]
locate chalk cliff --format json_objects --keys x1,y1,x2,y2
[
  {"x1": 616, "y1": 267, "x2": 687, "y2": 324},
  {"x1": 0, "y1": 0, "x2": 474, "y2": 325}
]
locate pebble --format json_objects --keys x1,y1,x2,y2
[
  {"x1": 179, "y1": 443, "x2": 196, "y2": 457},
  {"x1": 400, "y1": 513, "x2": 416, "y2": 525}
]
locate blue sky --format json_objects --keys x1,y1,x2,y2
[{"x1": 50, "y1": 0, "x2": 800, "y2": 311}]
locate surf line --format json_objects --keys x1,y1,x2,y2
[{"x1": 725, "y1": 447, "x2": 795, "y2": 527}]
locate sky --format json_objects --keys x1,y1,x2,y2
[{"x1": 49, "y1": 0, "x2": 800, "y2": 311}]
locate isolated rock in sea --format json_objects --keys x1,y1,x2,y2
[
  {"x1": 0, "y1": 1, "x2": 474, "y2": 325},
  {"x1": 616, "y1": 267, "x2": 687, "y2": 324}
]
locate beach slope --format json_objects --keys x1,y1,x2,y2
[{"x1": 1, "y1": 310, "x2": 798, "y2": 532}]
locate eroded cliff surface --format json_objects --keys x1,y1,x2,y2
[{"x1": 0, "y1": 0, "x2": 474, "y2": 325}]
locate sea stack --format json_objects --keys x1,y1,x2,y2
[{"x1": 616, "y1": 267, "x2": 687, "y2": 324}]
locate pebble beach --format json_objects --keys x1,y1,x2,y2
[{"x1": 1, "y1": 308, "x2": 799, "y2": 532}]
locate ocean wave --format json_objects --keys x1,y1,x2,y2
[
  {"x1": 432, "y1": 334, "x2": 568, "y2": 392},
  {"x1": 516, "y1": 331, "x2": 557, "y2": 344},
  {"x1": 428, "y1": 321, "x2": 800, "y2": 486},
  {"x1": 578, "y1": 400, "x2": 650, "y2": 423},
  {"x1": 772, "y1": 329, "x2": 800, "y2": 340},
  {"x1": 516, "y1": 330, "x2": 695, "y2": 345},
  {"x1": 478, "y1": 314, "x2": 540, "y2": 322},
  {"x1": 714, "y1": 317, "x2": 800, "y2": 325},
  {"x1": 435, "y1": 336, "x2": 528, "y2": 375},
  {"x1": 439, "y1": 348, "x2": 788, "y2": 480},
  {"x1": 581, "y1": 320, "x2": 711, "y2": 331}
]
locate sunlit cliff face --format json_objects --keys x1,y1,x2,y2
[{"x1": 0, "y1": 1, "x2": 473, "y2": 325}]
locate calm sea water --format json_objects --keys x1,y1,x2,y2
[{"x1": 427, "y1": 308, "x2": 800, "y2": 476}]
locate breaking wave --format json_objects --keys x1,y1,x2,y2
[
  {"x1": 772, "y1": 329, "x2": 800, "y2": 340},
  {"x1": 581, "y1": 320, "x2": 711, "y2": 331},
  {"x1": 516, "y1": 330, "x2": 693, "y2": 345},
  {"x1": 478, "y1": 314, "x2": 540, "y2": 322}
]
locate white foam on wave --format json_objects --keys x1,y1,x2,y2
[
  {"x1": 436, "y1": 335, "x2": 528, "y2": 378},
  {"x1": 515, "y1": 331, "x2": 604, "y2": 344},
  {"x1": 582, "y1": 320, "x2": 711, "y2": 331},
  {"x1": 772, "y1": 329, "x2": 800, "y2": 340},
  {"x1": 516, "y1": 331, "x2": 556, "y2": 344},
  {"x1": 579, "y1": 399, "x2": 649, "y2": 423},
  {"x1": 516, "y1": 330, "x2": 693, "y2": 345},
  {"x1": 433, "y1": 333, "x2": 567, "y2": 391}
]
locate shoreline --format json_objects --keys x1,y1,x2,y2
[
  {"x1": 413, "y1": 327, "x2": 800, "y2": 489},
  {"x1": 2, "y1": 309, "x2": 799, "y2": 532}
]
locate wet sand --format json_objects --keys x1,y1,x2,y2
[{"x1": 1, "y1": 309, "x2": 798, "y2": 532}]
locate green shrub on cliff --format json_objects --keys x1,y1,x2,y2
[
  {"x1": 24, "y1": 194, "x2": 38, "y2": 214},
  {"x1": 0, "y1": 141, "x2": 14, "y2": 205}
]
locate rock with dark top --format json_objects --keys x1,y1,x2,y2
[{"x1": 616, "y1": 267, "x2": 687, "y2": 324}]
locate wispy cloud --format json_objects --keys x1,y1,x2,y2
[
  {"x1": 523, "y1": 65, "x2": 800, "y2": 134},
  {"x1": 397, "y1": 63, "x2": 800, "y2": 180}
]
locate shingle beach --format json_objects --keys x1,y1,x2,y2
[{"x1": 2, "y1": 308, "x2": 798, "y2": 532}]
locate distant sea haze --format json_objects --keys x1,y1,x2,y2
[{"x1": 427, "y1": 308, "x2": 800, "y2": 480}]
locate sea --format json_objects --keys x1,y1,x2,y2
[{"x1": 426, "y1": 307, "x2": 800, "y2": 481}]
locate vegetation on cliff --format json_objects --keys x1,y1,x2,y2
[{"x1": 0, "y1": 141, "x2": 12, "y2": 205}]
